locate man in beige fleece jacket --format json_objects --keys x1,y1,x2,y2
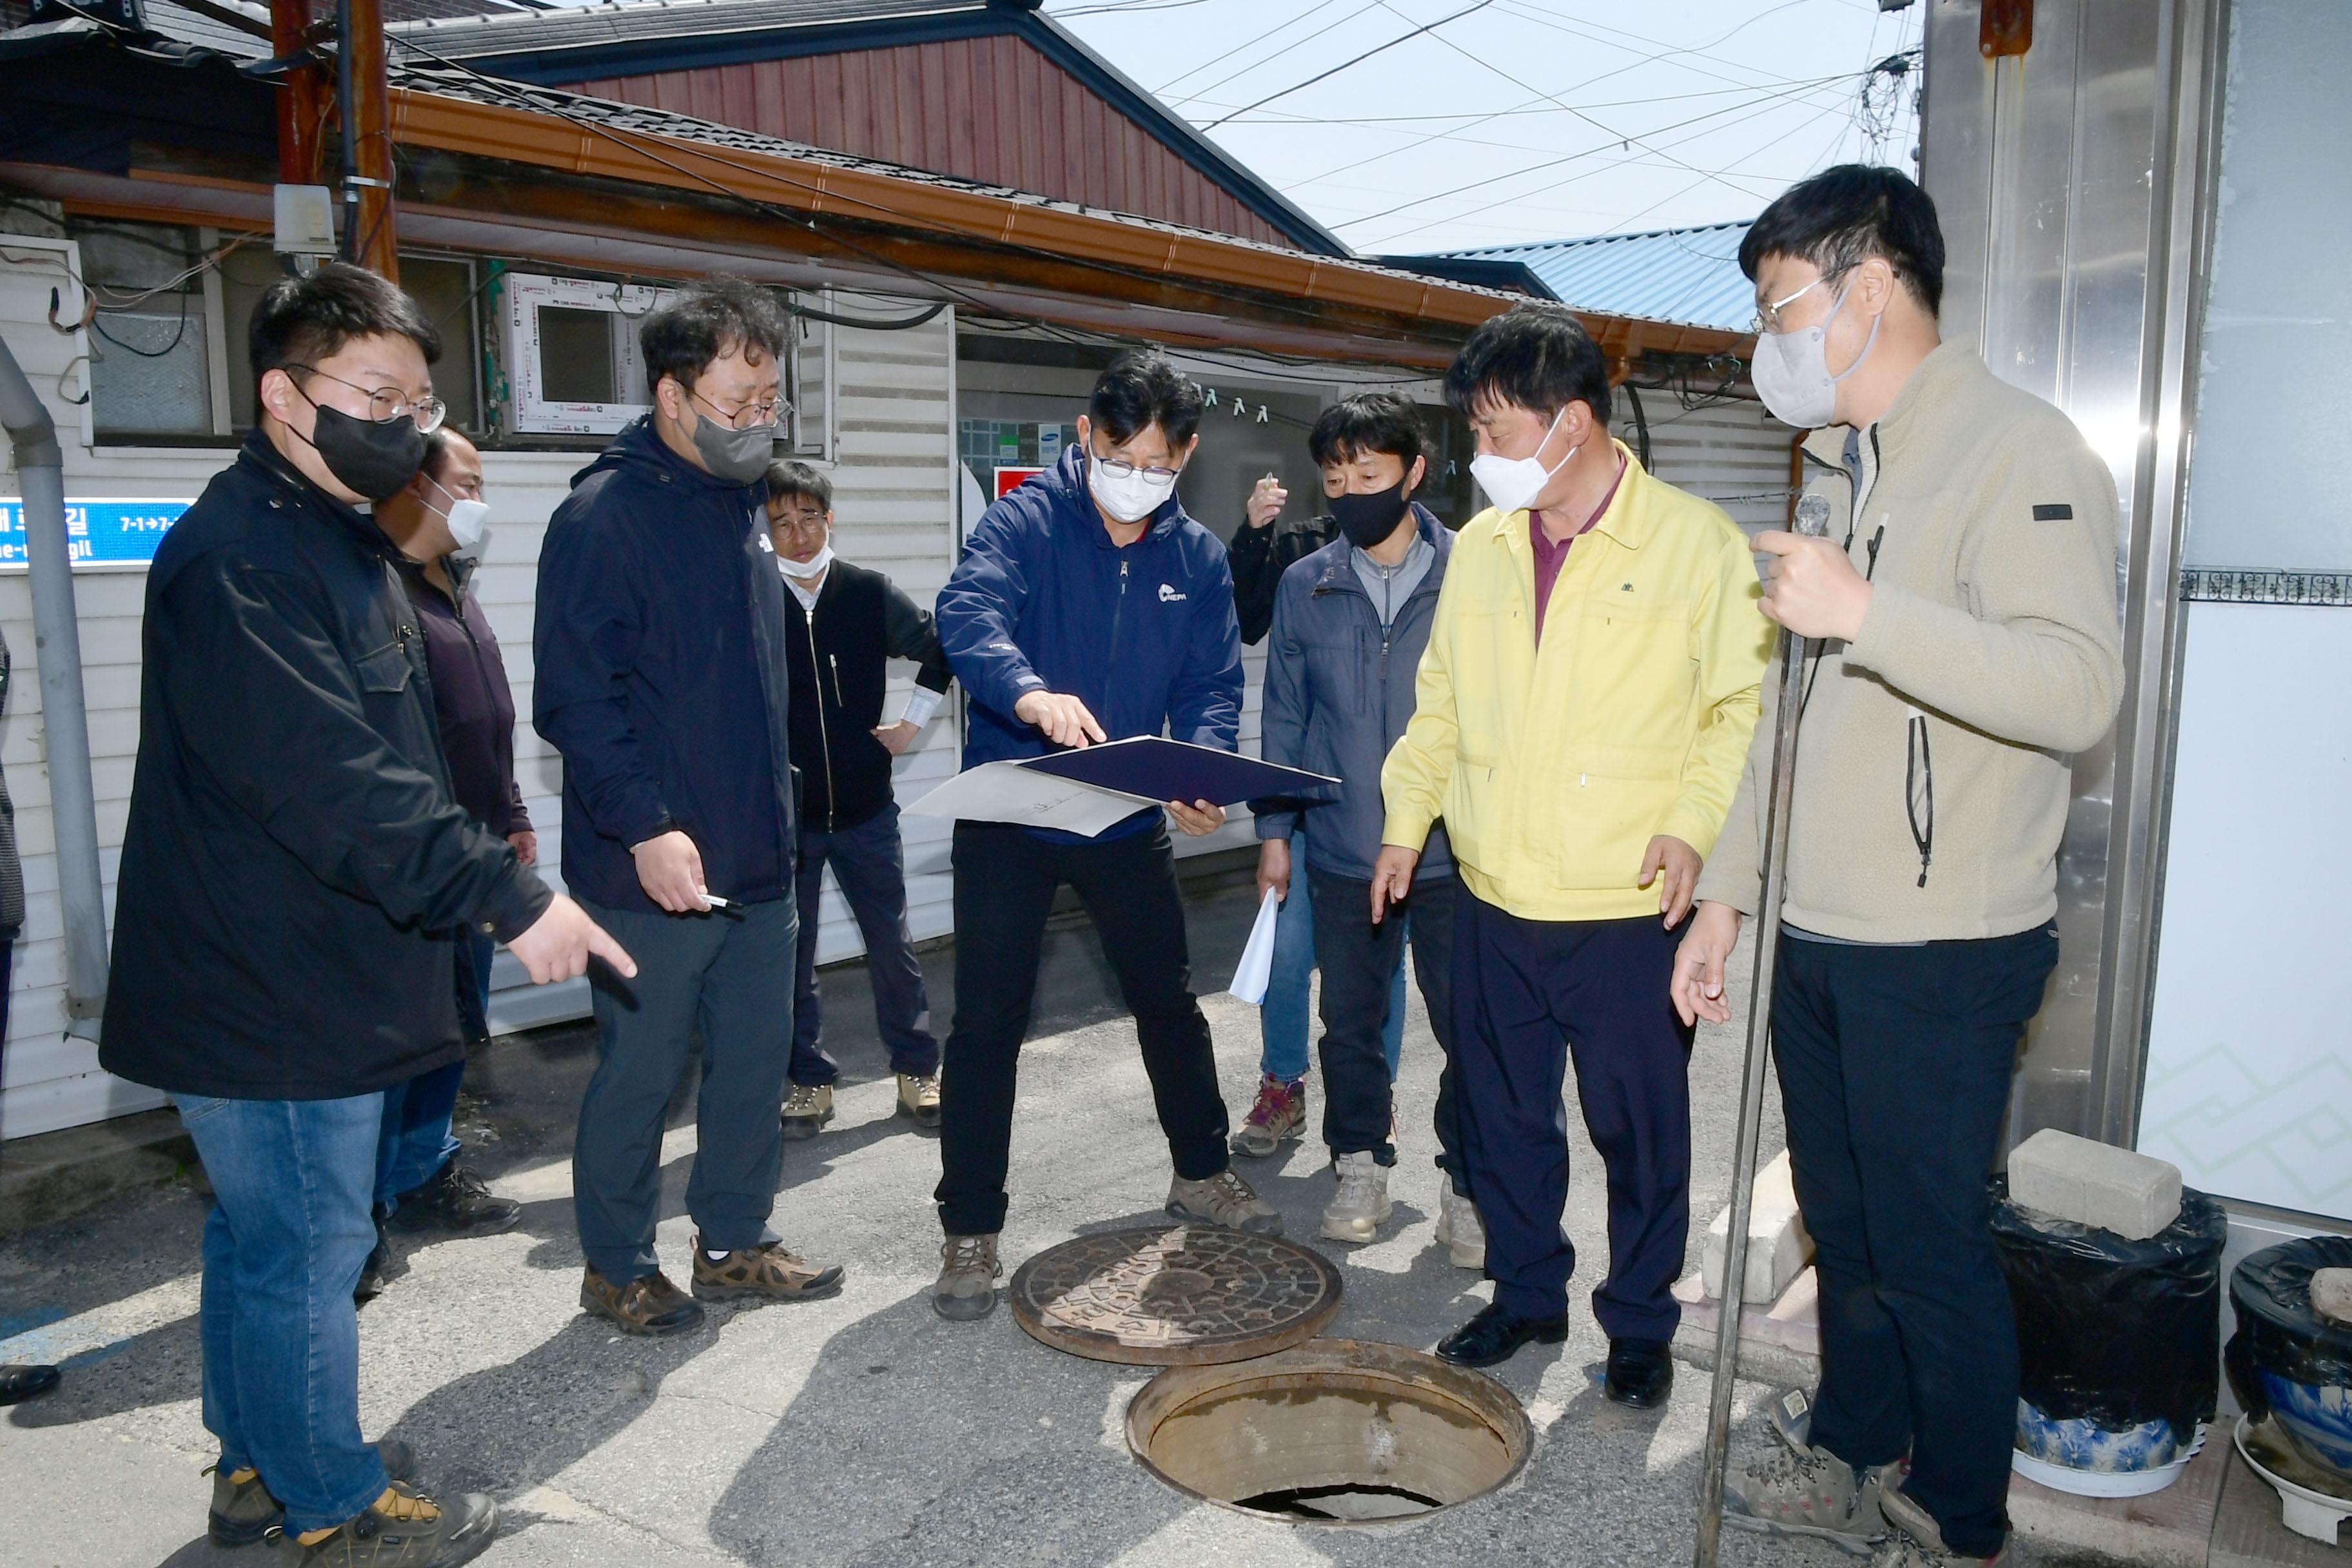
[{"x1": 1672, "y1": 168, "x2": 2122, "y2": 1568}]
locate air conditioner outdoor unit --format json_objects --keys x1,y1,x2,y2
[{"x1": 502, "y1": 271, "x2": 676, "y2": 436}]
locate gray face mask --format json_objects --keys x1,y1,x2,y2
[{"x1": 691, "y1": 411, "x2": 774, "y2": 486}]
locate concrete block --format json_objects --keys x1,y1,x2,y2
[
  {"x1": 1704, "y1": 1148, "x2": 1814, "y2": 1302},
  {"x1": 2007, "y1": 1128, "x2": 2182, "y2": 1241},
  {"x1": 2313, "y1": 1268, "x2": 2352, "y2": 1327}
]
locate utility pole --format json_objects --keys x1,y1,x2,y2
[
  {"x1": 335, "y1": 0, "x2": 399, "y2": 280},
  {"x1": 270, "y1": 0, "x2": 324, "y2": 188}
]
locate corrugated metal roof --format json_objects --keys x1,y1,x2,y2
[
  {"x1": 391, "y1": 0, "x2": 985, "y2": 48},
  {"x1": 1428, "y1": 220, "x2": 1756, "y2": 333}
]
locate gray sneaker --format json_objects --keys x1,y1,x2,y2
[
  {"x1": 1722, "y1": 1427, "x2": 1891, "y2": 1556},
  {"x1": 1166, "y1": 1168, "x2": 1282, "y2": 1234},
  {"x1": 1320, "y1": 1152, "x2": 1391, "y2": 1244},
  {"x1": 933, "y1": 1233, "x2": 1001, "y2": 1321},
  {"x1": 1434, "y1": 1183, "x2": 1485, "y2": 1269}
]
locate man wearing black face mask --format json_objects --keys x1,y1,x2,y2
[
  {"x1": 103, "y1": 262, "x2": 629, "y2": 1562},
  {"x1": 1253, "y1": 394, "x2": 1465, "y2": 1251}
]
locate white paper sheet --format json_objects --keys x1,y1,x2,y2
[
  {"x1": 903, "y1": 759, "x2": 1152, "y2": 836},
  {"x1": 1227, "y1": 887, "x2": 1281, "y2": 1006}
]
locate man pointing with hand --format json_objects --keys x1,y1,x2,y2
[{"x1": 929, "y1": 348, "x2": 1269, "y2": 1323}]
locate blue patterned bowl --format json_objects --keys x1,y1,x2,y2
[
  {"x1": 2015, "y1": 1401, "x2": 2188, "y2": 1474},
  {"x1": 2259, "y1": 1375, "x2": 2352, "y2": 1475}
]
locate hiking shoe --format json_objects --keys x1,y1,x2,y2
[
  {"x1": 386, "y1": 1162, "x2": 520, "y2": 1237},
  {"x1": 579, "y1": 1266, "x2": 705, "y2": 1337},
  {"x1": 1723, "y1": 1432, "x2": 1890, "y2": 1555},
  {"x1": 1320, "y1": 1152, "x2": 1392, "y2": 1244},
  {"x1": 781, "y1": 1083, "x2": 834, "y2": 1141},
  {"x1": 896, "y1": 1072, "x2": 942, "y2": 1129},
  {"x1": 1167, "y1": 1168, "x2": 1282, "y2": 1234},
  {"x1": 355, "y1": 1219, "x2": 393, "y2": 1304},
  {"x1": 933, "y1": 1233, "x2": 1002, "y2": 1322},
  {"x1": 1435, "y1": 1184, "x2": 1485, "y2": 1269},
  {"x1": 690, "y1": 1237, "x2": 845, "y2": 1304},
  {"x1": 210, "y1": 1440, "x2": 416, "y2": 1547},
  {"x1": 1229, "y1": 1074, "x2": 1304, "y2": 1159},
  {"x1": 279, "y1": 1482, "x2": 496, "y2": 1567},
  {"x1": 1876, "y1": 1484, "x2": 2003, "y2": 1564}
]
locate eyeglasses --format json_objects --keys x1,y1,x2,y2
[
  {"x1": 1750, "y1": 270, "x2": 1849, "y2": 337},
  {"x1": 1092, "y1": 453, "x2": 1182, "y2": 482},
  {"x1": 289, "y1": 365, "x2": 446, "y2": 433},
  {"x1": 691, "y1": 387, "x2": 785, "y2": 433},
  {"x1": 769, "y1": 509, "x2": 828, "y2": 534}
]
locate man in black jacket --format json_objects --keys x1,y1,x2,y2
[
  {"x1": 101, "y1": 263, "x2": 629, "y2": 1565},
  {"x1": 536, "y1": 280, "x2": 844, "y2": 1340},
  {"x1": 765, "y1": 460, "x2": 952, "y2": 1140}
]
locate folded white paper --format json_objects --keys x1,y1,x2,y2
[
  {"x1": 903, "y1": 759, "x2": 1150, "y2": 837},
  {"x1": 1228, "y1": 886, "x2": 1281, "y2": 1006}
]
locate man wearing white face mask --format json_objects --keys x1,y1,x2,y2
[
  {"x1": 366, "y1": 428, "x2": 532, "y2": 1289},
  {"x1": 1680, "y1": 167, "x2": 2122, "y2": 1568},
  {"x1": 1378, "y1": 302, "x2": 1772, "y2": 1392}
]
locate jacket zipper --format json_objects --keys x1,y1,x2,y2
[
  {"x1": 805, "y1": 608, "x2": 836, "y2": 832},
  {"x1": 1108, "y1": 555, "x2": 1130, "y2": 673}
]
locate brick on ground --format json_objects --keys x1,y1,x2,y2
[{"x1": 1703, "y1": 1147, "x2": 1813, "y2": 1302}]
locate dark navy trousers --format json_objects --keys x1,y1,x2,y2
[{"x1": 1451, "y1": 889, "x2": 1694, "y2": 1338}]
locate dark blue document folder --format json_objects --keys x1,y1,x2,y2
[{"x1": 1017, "y1": 737, "x2": 1337, "y2": 807}]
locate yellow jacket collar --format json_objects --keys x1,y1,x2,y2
[{"x1": 1490, "y1": 438, "x2": 1652, "y2": 555}]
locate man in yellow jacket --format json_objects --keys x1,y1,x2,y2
[{"x1": 1377, "y1": 303, "x2": 1770, "y2": 1395}]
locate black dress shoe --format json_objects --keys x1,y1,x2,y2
[
  {"x1": 355, "y1": 1218, "x2": 393, "y2": 1302},
  {"x1": 1605, "y1": 1337, "x2": 1674, "y2": 1407},
  {"x1": 1435, "y1": 1303, "x2": 1570, "y2": 1368},
  {"x1": 0, "y1": 1363, "x2": 59, "y2": 1405}
]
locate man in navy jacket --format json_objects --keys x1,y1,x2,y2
[
  {"x1": 928, "y1": 349, "x2": 1275, "y2": 1321},
  {"x1": 536, "y1": 279, "x2": 843, "y2": 1338}
]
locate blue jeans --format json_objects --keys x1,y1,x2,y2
[
  {"x1": 174, "y1": 1091, "x2": 390, "y2": 1534},
  {"x1": 1259, "y1": 852, "x2": 1406, "y2": 1083},
  {"x1": 573, "y1": 894, "x2": 798, "y2": 1282},
  {"x1": 373, "y1": 930, "x2": 491, "y2": 1210}
]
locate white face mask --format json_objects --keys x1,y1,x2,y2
[
  {"x1": 1751, "y1": 279, "x2": 1882, "y2": 429},
  {"x1": 778, "y1": 541, "x2": 834, "y2": 580},
  {"x1": 427, "y1": 476, "x2": 489, "y2": 554},
  {"x1": 1086, "y1": 451, "x2": 1179, "y2": 524},
  {"x1": 1468, "y1": 405, "x2": 1578, "y2": 516}
]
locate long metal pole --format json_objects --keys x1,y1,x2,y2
[
  {"x1": 1692, "y1": 494, "x2": 1830, "y2": 1568},
  {"x1": 0, "y1": 338, "x2": 108, "y2": 1039}
]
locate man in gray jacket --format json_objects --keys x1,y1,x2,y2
[
  {"x1": 1255, "y1": 394, "x2": 1468, "y2": 1254},
  {"x1": 1674, "y1": 167, "x2": 2122, "y2": 1568}
]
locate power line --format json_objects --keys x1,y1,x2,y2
[
  {"x1": 1197, "y1": 0, "x2": 1494, "y2": 131},
  {"x1": 1160, "y1": 0, "x2": 1389, "y2": 106},
  {"x1": 1151, "y1": 0, "x2": 1356, "y2": 97}
]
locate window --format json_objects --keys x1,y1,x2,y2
[
  {"x1": 788, "y1": 293, "x2": 833, "y2": 462},
  {"x1": 73, "y1": 219, "x2": 222, "y2": 440},
  {"x1": 222, "y1": 250, "x2": 485, "y2": 435},
  {"x1": 500, "y1": 271, "x2": 674, "y2": 435}
]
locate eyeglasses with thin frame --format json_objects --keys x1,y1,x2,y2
[
  {"x1": 769, "y1": 508, "x2": 828, "y2": 535},
  {"x1": 1090, "y1": 448, "x2": 1182, "y2": 482},
  {"x1": 288, "y1": 364, "x2": 446, "y2": 433},
  {"x1": 690, "y1": 387, "x2": 785, "y2": 433},
  {"x1": 1750, "y1": 268, "x2": 1851, "y2": 337}
]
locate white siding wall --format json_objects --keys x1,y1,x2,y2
[
  {"x1": 0, "y1": 257, "x2": 963, "y2": 1135},
  {"x1": 1638, "y1": 397, "x2": 1797, "y2": 535}
]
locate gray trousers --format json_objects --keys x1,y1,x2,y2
[{"x1": 572, "y1": 894, "x2": 797, "y2": 1282}]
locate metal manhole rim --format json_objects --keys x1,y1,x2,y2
[
  {"x1": 1007, "y1": 1223, "x2": 1345, "y2": 1367},
  {"x1": 1124, "y1": 1336, "x2": 1536, "y2": 1528}
]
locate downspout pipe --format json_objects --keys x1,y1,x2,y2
[{"x1": 0, "y1": 338, "x2": 106, "y2": 1039}]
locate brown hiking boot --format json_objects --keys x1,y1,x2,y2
[
  {"x1": 279, "y1": 1482, "x2": 495, "y2": 1567},
  {"x1": 933, "y1": 1233, "x2": 1001, "y2": 1321},
  {"x1": 1230, "y1": 1074, "x2": 1305, "y2": 1159},
  {"x1": 210, "y1": 1439, "x2": 416, "y2": 1546},
  {"x1": 579, "y1": 1266, "x2": 706, "y2": 1337},
  {"x1": 690, "y1": 1237, "x2": 845, "y2": 1304},
  {"x1": 896, "y1": 1071, "x2": 942, "y2": 1128},
  {"x1": 780, "y1": 1082, "x2": 834, "y2": 1141}
]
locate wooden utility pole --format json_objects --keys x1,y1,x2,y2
[
  {"x1": 270, "y1": 0, "x2": 324, "y2": 188},
  {"x1": 336, "y1": 0, "x2": 399, "y2": 280}
]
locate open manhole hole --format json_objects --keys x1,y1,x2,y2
[{"x1": 1126, "y1": 1338, "x2": 1531, "y2": 1524}]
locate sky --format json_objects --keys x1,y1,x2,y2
[{"x1": 1041, "y1": 0, "x2": 1924, "y2": 255}]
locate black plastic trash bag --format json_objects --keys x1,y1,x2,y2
[
  {"x1": 2226, "y1": 1235, "x2": 2352, "y2": 1422},
  {"x1": 1989, "y1": 1176, "x2": 2225, "y2": 1435}
]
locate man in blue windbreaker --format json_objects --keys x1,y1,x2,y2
[{"x1": 929, "y1": 349, "x2": 1275, "y2": 1322}]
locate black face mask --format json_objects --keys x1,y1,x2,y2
[
  {"x1": 1330, "y1": 479, "x2": 1413, "y2": 551},
  {"x1": 297, "y1": 395, "x2": 427, "y2": 503}
]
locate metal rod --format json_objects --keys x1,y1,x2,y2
[
  {"x1": 1692, "y1": 495, "x2": 1830, "y2": 1568},
  {"x1": 335, "y1": 0, "x2": 358, "y2": 263},
  {"x1": 0, "y1": 337, "x2": 107, "y2": 1038}
]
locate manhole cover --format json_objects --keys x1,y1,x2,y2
[{"x1": 1009, "y1": 1224, "x2": 1343, "y2": 1366}]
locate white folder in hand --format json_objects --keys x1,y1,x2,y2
[{"x1": 1228, "y1": 887, "x2": 1281, "y2": 1006}]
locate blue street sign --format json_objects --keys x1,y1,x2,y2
[{"x1": 0, "y1": 498, "x2": 191, "y2": 567}]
